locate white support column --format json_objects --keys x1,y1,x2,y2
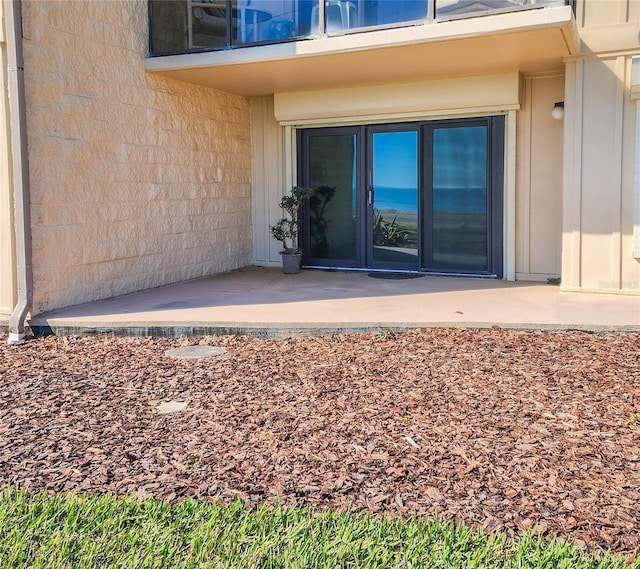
[
  {"x1": 560, "y1": 59, "x2": 584, "y2": 291},
  {"x1": 505, "y1": 109, "x2": 517, "y2": 281},
  {"x1": 632, "y1": 58, "x2": 640, "y2": 259},
  {"x1": 609, "y1": 56, "x2": 626, "y2": 285},
  {"x1": 635, "y1": 103, "x2": 640, "y2": 258}
]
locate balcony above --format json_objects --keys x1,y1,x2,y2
[{"x1": 145, "y1": 1, "x2": 579, "y2": 97}]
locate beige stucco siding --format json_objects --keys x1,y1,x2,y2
[{"x1": 21, "y1": 0, "x2": 252, "y2": 314}]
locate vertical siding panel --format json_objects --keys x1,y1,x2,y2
[
  {"x1": 505, "y1": 110, "x2": 517, "y2": 281},
  {"x1": 251, "y1": 96, "x2": 284, "y2": 266},
  {"x1": 528, "y1": 75, "x2": 564, "y2": 277},
  {"x1": 268, "y1": 103, "x2": 285, "y2": 264},
  {"x1": 250, "y1": 97, "x2": 267, "y2": 263},
  {"x1": 516, "y1": 77, "x2": 532, "y2": 276}
]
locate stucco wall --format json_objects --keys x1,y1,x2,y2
[
  {"x1": 0, "y1": 0, "x2": 16, "y2": 320},
  {"x1": 21, "y1": 0, "x2": 252, "y2": 314}
]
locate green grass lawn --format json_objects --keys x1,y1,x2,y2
[{"x1": 0, "y1": 488, "x2": 637, "y2": 569}]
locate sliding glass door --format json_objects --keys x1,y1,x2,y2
[
  {"x1": 298, "y1": 116, "x2": 504, "y2": 277},
  {"x1": 301, "y1": 127, "x2": 362, "y2": 267},
  {"x1": 423, "y1": 118, "x2": 504, "y2": 276},
  {"x1": 369, "y1": 127, "x2": 419, "y2": 270}
]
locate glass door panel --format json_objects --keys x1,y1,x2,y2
[
  {"x1": 304, "y1": 131, "x2": 360, "y2": 264},
  {"x1": 370, "y1": 130, "x2": 419, "y2": 268},
  {"x1": 323, "y1": 0, "x2": 427, "y2": 32},
  {"x1": 234, "y1": 0, "x2": 317, "y2": 44},
  {"x1": 191, "y1": 1, "x2": 232, "y2": 48},
  {"x1": 425, "y1": 124, "x2": 489, "y2": 273},
  {"x1": 369, "y1": 0, "x2": 427, "y2": 26}
]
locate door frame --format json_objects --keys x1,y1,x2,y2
[
  {"x1": 297, "y1": 115, "x2": 506, "y2": 277},
  {"x1": 421, "y1": 116, "x2": 505, "y2": 278},
  {"x1": 366, "y1": 123, "x2": 421, "y2": 271},
  {"x1": 298, "y1": 125, "x2": 365, "y2": 269}
]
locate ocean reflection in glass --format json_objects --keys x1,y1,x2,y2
[
  {"x1": 430, "y1": 125, "x2": 488, "y2": 272},
  {"x1": 372, "y1": 131, "x2": 419, "y2": 266}
]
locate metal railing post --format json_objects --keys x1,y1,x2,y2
[{"x1": 318, "y1": 0, "x2": 325, "y2": 36}]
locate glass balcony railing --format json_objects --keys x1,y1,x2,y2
[{"x1": 149, "y1": 0, "x2": 572, "y2": 56}]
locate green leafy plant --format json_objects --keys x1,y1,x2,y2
[
  {"x1": 270, "y1": 186, "x2": 314, "y2": 254},
  {"x1": 373, "y1": 210, "x2": 411, "y2": 247},
  {"x1": 377, "y1": 329, "x2": 396, "y2": 340}
]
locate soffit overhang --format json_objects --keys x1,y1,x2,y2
[{"x1": 144, "y1": 5, "x2": 579, "y2": 97}]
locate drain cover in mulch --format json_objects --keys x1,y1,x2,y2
[
  {"x1": 367, "y1": 272, "x2": 426, "y2": 280},
  {"x1": 156, "y1": 400, "x2": 188, "y2": 414},
  {"x1": 165, "y1": 346, "x2": 227, "y2": 359}
]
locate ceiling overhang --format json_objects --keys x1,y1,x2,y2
[{"x1": 144, "y1": 5, "x2": 579, "y2": 97}]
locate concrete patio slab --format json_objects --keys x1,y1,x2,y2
[{"x1": 21, "y1": 267, "x2": 639, "y2": 337}]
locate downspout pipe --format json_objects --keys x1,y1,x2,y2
[{"x1": 6, "y1": 0, "x2": 32, "y2": 345}]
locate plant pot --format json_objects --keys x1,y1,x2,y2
[{"x1": 281, "y1": 252, "x2": 302, "y2": 274}]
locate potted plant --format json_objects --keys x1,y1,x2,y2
[{"x1": 270, "y1": 185, "x2": 314, "y2": 274}]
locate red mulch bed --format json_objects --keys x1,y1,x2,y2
[{"x1": 1, "y1": 329, "x2": 639, "y2": 555}]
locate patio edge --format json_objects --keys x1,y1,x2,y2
[{"x1": 3, "y1": 321, "x2": 637, "y2": 339}]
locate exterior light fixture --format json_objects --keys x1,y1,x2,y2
[{"x1": 552, "y1": 101, "x2": 565, "y2": 120}]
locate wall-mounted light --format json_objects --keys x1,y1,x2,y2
[{"x1": 552, "y1": 101, "x2": 565, "y2": 121}]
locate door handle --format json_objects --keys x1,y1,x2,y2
[{"x1": 367, "y1": 186, "x2": 374, "y2": 206}]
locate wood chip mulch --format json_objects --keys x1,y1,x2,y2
[{"x1": 1, "y1": 329, "x2": 639, "y2": 555}]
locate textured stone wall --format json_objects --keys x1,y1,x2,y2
[{"x1": 21, "y1": 0, "x2": 252, "y2": 314}]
